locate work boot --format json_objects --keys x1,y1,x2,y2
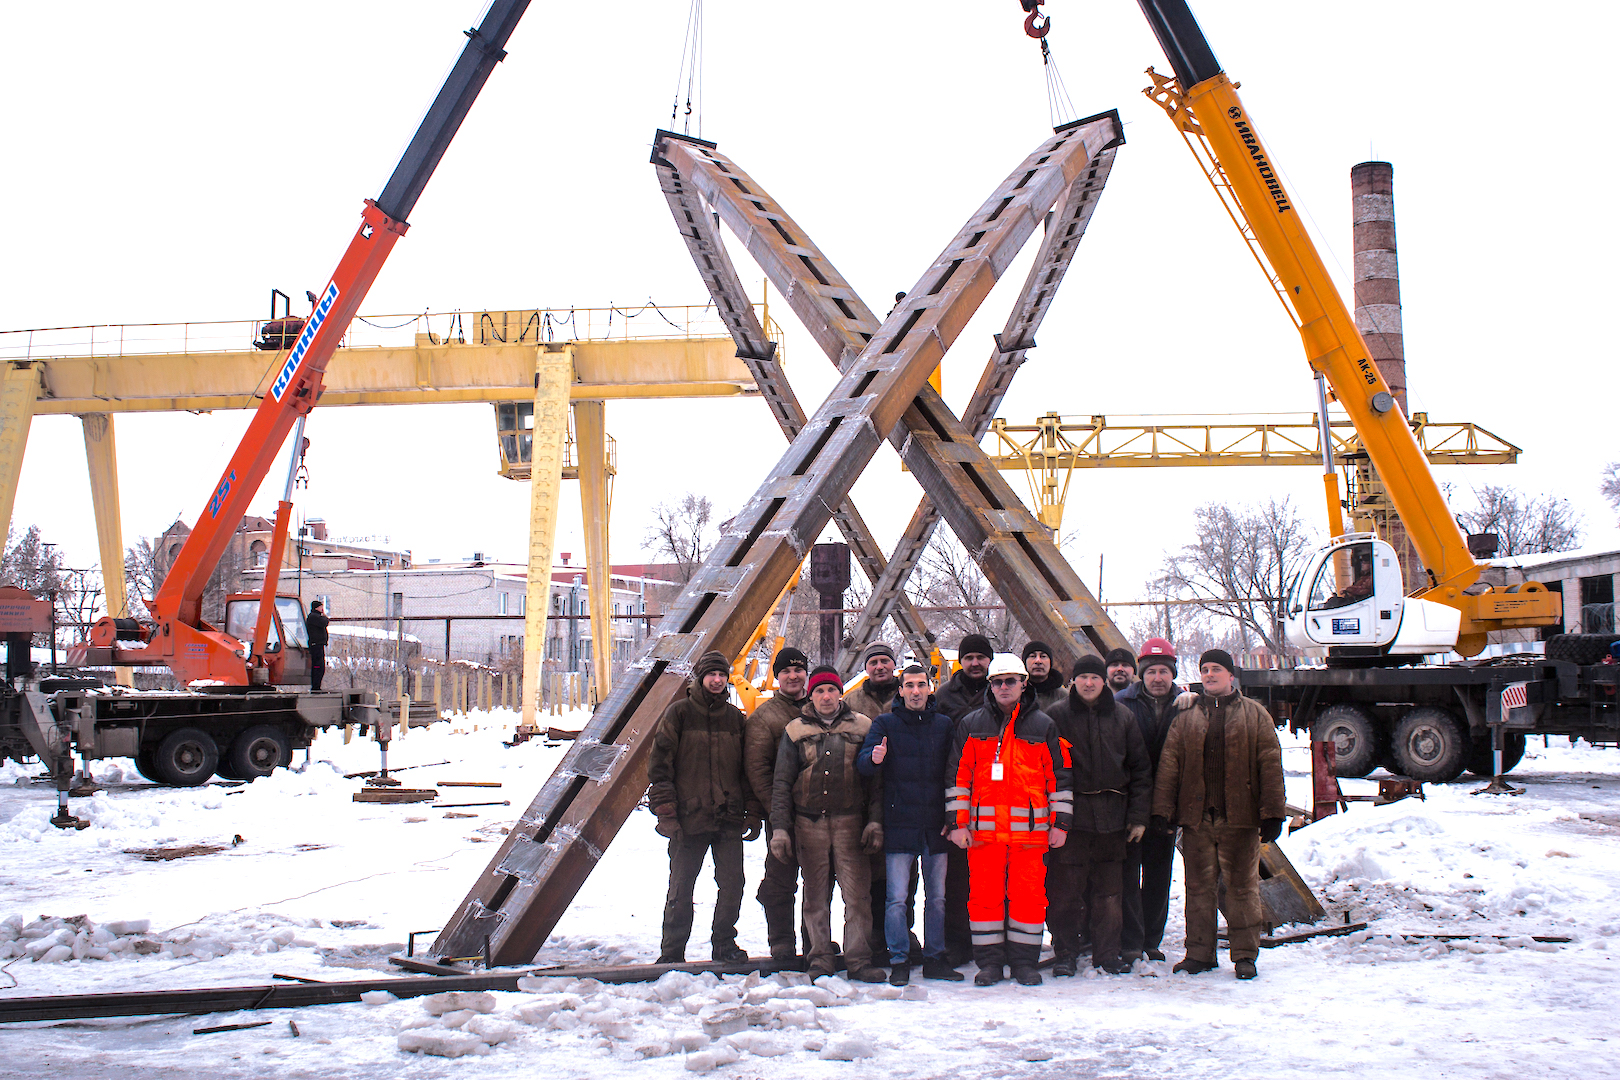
[
  {"x1": 946, "y1": 944, "x2": 974, "y2": 967},
  {"x1": 909, "y1": 932, "x2": 924, "y2": 965},
  {"x1": 848, "y1": 965, "x2": 887, "y2": 984},
  {"x1": 712, "y1": 942, "x2": 749, "y2": 965},
  {"x1": 1172, "y1": 957, "x2": 1218, "y2": 975},
  {"x1": 1145, "y1": 948, "x2": 1166, "y2": 962},
  {"x1": 1096, "y1": 957, "x2": 1132, "y2": 975},
  {"x1": 921, "y1": 958, "x2": 965, "y2": 981},
  {"x1": 1006, "y1": 942, "x2": 1042, "y2": 986},
  {"x1": 1051, "y1": 955, "x2": 1077, "y2": 978},
  {"x1": 888, "y1": 963, "x2": 911, "y2": 987},
  {"x1": 657, "y1": 952, "x2": 685, "y2": 965},
  {"x1": 972, "y1": 944, "x2": 1006, "y2": 986},
  {"x1": 808, "y1": 960, "x2": 836, "y2": 980},
  {"x1": 1234, "y1": 959, "x2": 1258, "y2": 980},
  {"x1": 770, "y1": 945, "x2": 799, "y2": 963}
]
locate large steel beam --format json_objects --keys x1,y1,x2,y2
[
  {"x1": 658, "y1": 116, "x2": 1128, "y2": 673},
  {"x1": 844, "y1": 129, "x2": 1125, "y2": 666},
  {"x1": 432, "y1": 129, "x2": 1094, "y2": 965},
  {"x1": 652, "y1": 133, "x2": 936, "y2": 666}
]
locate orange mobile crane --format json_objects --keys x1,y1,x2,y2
[{"x1": 3, "y1": 3, "x2": 534, "y2": 804}]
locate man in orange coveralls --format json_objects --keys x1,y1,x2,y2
[{"x1": 945, "y1": 654, "x2": 1073, "y2": 986}]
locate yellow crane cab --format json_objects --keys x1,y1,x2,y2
[{"x1": 1285, "y1": 534, "x2": 1460, "y2": 661}]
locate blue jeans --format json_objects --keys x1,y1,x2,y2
[{"x1": 886, "y1": 850, "x2": 947, "y2": 964}]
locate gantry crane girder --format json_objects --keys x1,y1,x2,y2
[{"x1": 430, "y1": 118, "x2": 1125, "y2": 966}]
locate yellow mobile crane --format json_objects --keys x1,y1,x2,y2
[
  {"x1": 1124, "y1": 2, "x2": 1614, "y2": 785},
  {"x1": 1132, "y1": 0, "x2": 1559, "y2": 663}
]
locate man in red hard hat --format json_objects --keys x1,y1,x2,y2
[
  {"x1": 1115, "y1": 636, "x2": 1182, "y2": 962},
  {"x1": 946, "y1": 654, "x2": 1072, "y2": 986}
]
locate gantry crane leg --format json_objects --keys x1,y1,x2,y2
[
  {"x1": 0, "y1": 364, "x2": 37, "y2": 541},
  {"x1": 518, "y1": 345, "x2": 573, "y2": 732},
  {"x1": 574, "y1": 400, "x2": 613, "y2": 703},
  {"x1": 80, "y1": 414, "x2": 134, "y2": 685}
]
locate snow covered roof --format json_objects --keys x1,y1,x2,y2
[{"x1": 1490, "y1": 546, "x2": 1620, "y2": 571}]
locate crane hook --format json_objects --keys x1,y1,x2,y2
[{"x1": 1020, "y1": 0, "x2": 1050, "y2": 39}]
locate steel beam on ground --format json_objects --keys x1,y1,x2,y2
[
  {"x1": 518, "y1": 346, "x2": 572, "y2": 732},
  {"x1": 660, "y1": 116, "x2": 1129, "y2": 673},
  {"x1": 652, "y1": 133, "x2": 935, "y2": 666},
  {"x1": 431, "y1": 127, "x2": 1095, "y2": 966}
]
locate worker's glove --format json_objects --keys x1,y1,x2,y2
[
  {"x1": 1260, "y1": 818, "x2": 1285, "y2": 845},
  {"x1": 1126, "y1": 824, "x2": 1146, "y2": 844},
  {"x1": 1048, "y1": 826, "x2": 1067, "y2": 850},
  {"x1": 769, "y1": 829, "x2": 793, "y2": 862},
  {"x1": 860, "y1": 822, "x2": 885, "y2": 854},
  {"x1": 1150, "y1": 814, "x2": 1173, "y2": 837},
  {"x1": 1175, "y1": 691, "x2": 1200, "y2": 710},
  {"x1": 948, "y1": 828, "x2": 972, "y2": 850},
  {"x1": 655, "y1": 816, "x2": 681, "y2": 841},
  {"x1": 741, "y1": 816, "x2": 762, "y2": 843}
]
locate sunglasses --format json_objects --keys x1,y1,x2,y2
[{"x1": 988, "y1": 676, "x2": 1024, "y2": 689}]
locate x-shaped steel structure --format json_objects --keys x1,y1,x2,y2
[{"x1": 434, "y1": 113, "x2": 1129, "y2": 965}]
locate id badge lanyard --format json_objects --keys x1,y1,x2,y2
[{"x1": 991, "y1": 703, "x2": 1020, "y2": 781}]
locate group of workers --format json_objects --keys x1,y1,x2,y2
[{"x1": 645, "y1": 631, "x2": 1285, "y2": 986}]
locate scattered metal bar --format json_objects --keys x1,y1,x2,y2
[
  {"x1": 437, "y1": 782, "x2": 503, "y2": 788},
  {"x1": 435, "y1": 800, "x2": 512, "y2": 809},
  {"x1": 343, "y1": 760, "x2": 449, "y2": 780},
  {"x1": 193, "y1": 1021, "x2": 273, "y2": 1035},
  {"x1": 0, "y1": 957, "x2": 802, "y2": 1024}
]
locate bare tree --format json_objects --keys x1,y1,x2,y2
[
  {"x1": 642, "y1": 493, "x2": 714, "y2": 583},
  {"x1": 0, "y1": 525, "x2": 62, "y2": 594},
  {"x1": 1161, "y1": 498, "x2": 1314, "y2": 655},
  {"x1": 1601, "y1": 463, "x2": 1620, "y2": 527},
  {"x1": 124, "y1": 526, "x2": 248, "y2": 626},
  {"x1": 1456, "y1": 484, "x2": 1582, "y2": 556},
  {"x1": 910, "y1": 530, "x2": 1023, "y2": 652}
]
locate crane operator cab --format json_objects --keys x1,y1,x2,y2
[
  {"x1": 222, "y1": 595, "x2": 314, "y2": 686},
  {"x1": 1285, "y1": 534, "x2": 1460, "y2": 661}
]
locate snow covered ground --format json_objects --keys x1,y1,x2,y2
[{"x1": 1, "y1": 712, "x2": 1617, "y2": 1079}]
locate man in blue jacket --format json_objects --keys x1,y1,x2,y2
[{"x1": 857, "y1": 664, "x2": 965, "y2": 986}]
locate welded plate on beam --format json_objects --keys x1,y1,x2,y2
[{"x1": 648, "y1": 634, "x2": 703, "y2": 666}]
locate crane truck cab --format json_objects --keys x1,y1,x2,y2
[
  {"x1": 1286, "y1": 533, "x2": 1460, "y2": 662},
  {"x1": 222, "y1": 594, "x2": 313, "y2": 686}
]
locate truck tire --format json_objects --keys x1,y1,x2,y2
[
  {"x1": 1466, "y1": 733, "x2": 1526, "y2": 778},
  {"x1": 1390, "y1": 707, "x2": 1468, "y2": 782},
  {"x1": 225, "y1": 725, "x2": 291, "y2": 780},
  {"x1": 153, "y1": 727, "x2": 219, "y2": 787},
  {"x1": 134, "y1": 746, "x2": 162, "y2": 784},
  {"x1": 1545, "y1": 634, "x2": 1616, "y2": 666},
  {"x1": 1311, "y1": 705, "x2": 1381, "y2": 778}
]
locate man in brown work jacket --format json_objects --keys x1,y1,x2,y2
[
  {"x1": 770, "y1": 666, "x2": 886, "y2": 982},
  {"x1": 744, "y1": 646, "x2": 813, "y2": 961},
  {"x1": 1150, "y1": 649, "x2": 1286, "y2": 980},
  {"x1": 647, "y1": 650, "x2": 763, "y2": 965}
]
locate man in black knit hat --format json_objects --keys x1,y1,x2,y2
[
  {"x1": 933, "y1": 632, "x2": 994, "y2": 964},
  {"x1": 1045, "y1": 654, "x2": 1150, "y2": 975},
  {"x1": 648, "y1": 650, "x2": 762, "y2": 964},
  {"x1": 1151, "y1": 649, "x2": 1285, "y2": 980},
  {"x1": 1104, "y1": 646, "x2": 1137, "y2": 693},
  {"x1": 745, "y1": 645, "x2": 814, "y2": 960},
  {"x1": 1022, "y1": 640, "x2": 1067, "y2": 715}
]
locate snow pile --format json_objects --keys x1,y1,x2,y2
[
  {"x1": 389, "y1": 970, "x2": 908, "y2": 1063},
  {"x1": 0, "y1": 911, "x2": 331, "y2": 964}
]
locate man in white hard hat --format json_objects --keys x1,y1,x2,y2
[{"x1": 945, "y1": 654, "x2": 1072, "y2": 986}]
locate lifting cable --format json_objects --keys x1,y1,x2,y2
[
  {"x1": 669, "y1": 0, "x2": 704, "y2": 138},
  {"x1": 1019, "y1": 1, "x2": 1075, "y2": 128}
]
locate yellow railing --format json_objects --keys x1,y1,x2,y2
[{"x1": 0, "y1": 302, "x2": 759, "y2": 363}]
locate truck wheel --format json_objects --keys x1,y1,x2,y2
[
  {"x1": 134, "y1": 746, "x2": 162, "y2": 784},
  {"x1": 1545, "y1": 634, "x2": 1616, "y2": 666},
  {"x1": 225, "y1": 725, "x2": 291, "y2": 780},
  {"x1": 1311, "y1": 705, "x2": 1381, "y2": 778},
  {"x1": 153, "y1": 728, "x2": 219, "y2": 787},
  {"x1": 1391, "y1": 707, "x2": 1468, "y2": 782},
  {"x1": 1465, "y1": 733, "x2": 1526, "y2": 778}
]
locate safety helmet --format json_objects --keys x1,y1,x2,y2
[
  {"x1": 986, "y1": 653, "x2": 1028, "y2": 679},
  {"x1": 1137, "y1": 636, "x2": 1177, "y2": 677}
]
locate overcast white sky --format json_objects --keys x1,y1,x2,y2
[{"x1": 3, "y1": 0, "x2": 1616, "y2": 620}]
